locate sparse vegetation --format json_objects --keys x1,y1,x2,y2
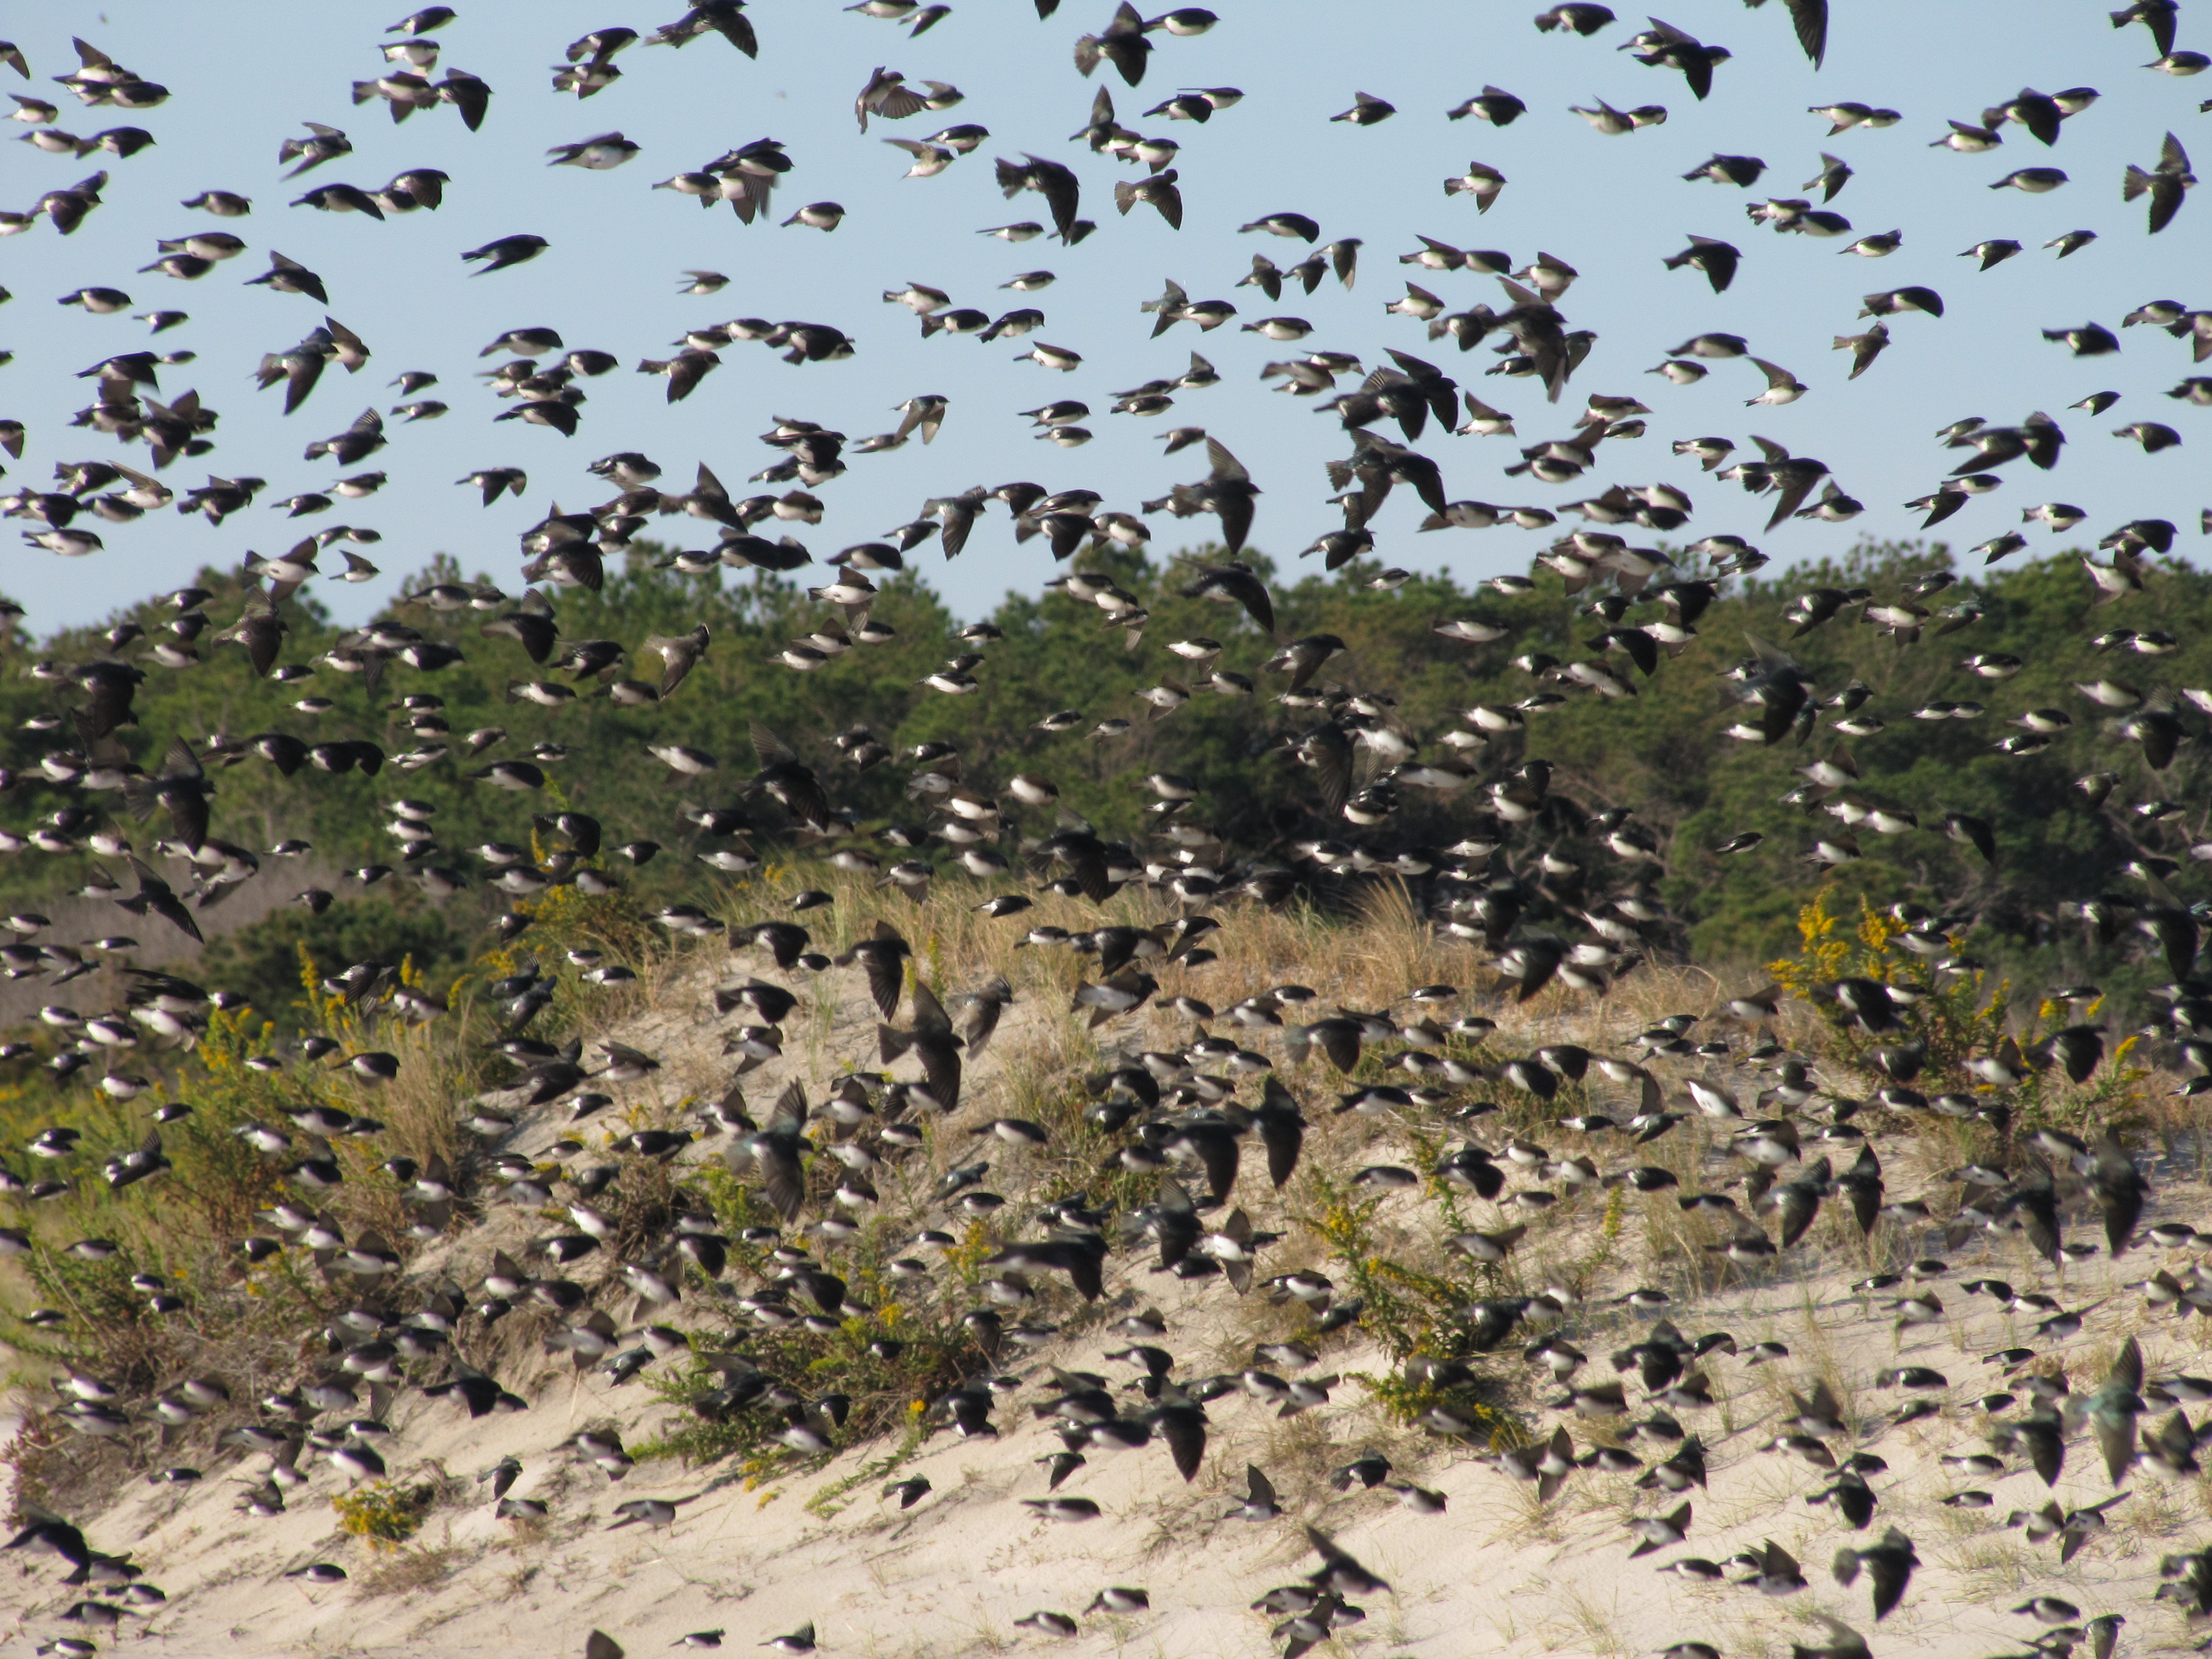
[
  {"x1": 354, "y1": 1543, "x2": 462, "y2": 1597},
  {"x1": 5, "y1": 542, "x2": 2210, "y2": 1653},
  {"x1": 334, "y1": 1479, "x2": 440, "y2": 1546}
]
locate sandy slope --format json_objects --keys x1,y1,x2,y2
[{"x1": 8, "y1": 942, "x2": 2206, "y2": 1659}]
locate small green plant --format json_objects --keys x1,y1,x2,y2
[
  {"x1": 333, "y1": 1479, "x2": 436, "y2": 1546},
  {"x1": 1771, "y1": 890, "x2": 2011, "y2": 1082},
  {"x1": 1297, "y1": 1168, "x2": 1521, "y2": 1444},
  {"x1": 1771, "y1": 888, "x2": 2157, "y2": 1135}
]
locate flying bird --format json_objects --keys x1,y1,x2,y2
[
  {"x1": 2124, "y1": 131, "x2": 2195, "y2": 232},
  {"x1": 462, "y1": 234, "x2": 549, "y2": 273}
]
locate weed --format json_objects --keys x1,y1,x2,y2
[
  {"x1": 333, "y1": 1479, "x2": 439, "y2": 1546},
  {"x1": 354, "y1": 1544, "x2": 461, "y2": 1597}
]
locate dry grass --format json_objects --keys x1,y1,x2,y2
[
  {"x1": 352, "y1": 1543, "x2": 464, "y2": 1597},
  {"x1": 1536, "y1": 1583, "x2": 1633, "y2": 1659},
  {"x1": 1934, "y1": 1531, "x2": 2038, "y2": 1594},
  {"x1": 2111, "y1": 1474, "x2": 2192, "y2": 1542}
]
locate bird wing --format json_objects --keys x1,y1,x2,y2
[
  {"x1": 750, "y1": 720, "x2": 797, "y2": 769},
  {"x1": 2023, "y1": 1415, "x2": 2065, "y2": 1485},
  {"x1": 283, "y1": 351, "x2": 326, "y2": 415},
  {"x1": 703, "y1": 4, "x2": 760, "y2": 55},
  {"x1": 1192, "y1": 1130, "x2": 1240, "y2": 1202},
  {"x1": 1303, "y1": 724, "x2": 1354, "y2": 815},
  {"x1": 755, "y1": 1138, "x2": 806, "y2": 1222},
  {"x1": 1519, "y1": 317, "x2": 1571, "y2": 403},
  {"x1": 1027, "y1": 156, "x2": 1081, "y2": 239},
  {"x1": 1206, "y1": 437, "x2": 1250, "y2": 482},
  {"x1": 1776, "y1": 1182, "x2": 1820, "y2": 1248},
  {"x1": 77, "y1": 672, "x2": 137, "y2": 739},
  {"x1": 2090, "y1": 1405, "x2": 2137, "y2": 1486},
  {"x1": 760, "y1": 1078, "x2": 806, "y2": 1139},
  {"x1": 1305, "y1": 1525, "x2": 1359, "y2": 1572},
  {"x1": 1765, "y1": 471, "x2": 1819, "y2": 532},
  {"x1": 1780, "y1": 0, "x2": 1828, "y2": 65},
  {"x1": 1055, "y1": 1239, "x2": 1105, "y2": 1300},
  {"x1": 1843, "y1": 1178, "x2": 1882, "y2": 1237},
  {"x1": 1065, "y1": 841, "x2": 1113, "y2": 902},
  {"x1": 892, "y1": 399, "x2": 933, "y2": 442},
  {"x1": 1155, "y1": 1408, "x2": 1204, "y2": 1479},
  {"x1": 1256, "y1": 1106, "x2": 1305, "y2": 1188},
  {"x1": 1224, "y1": 569, "x2": 1274, "y2": 634},
  {"x1": 2152, "y1": 1408, "x2": 2197, "y2": 1465},
  {"x1": 2150, "y1": 172, "x2": 2188, "y2": 233},
  {"x1": 166, "y1": 781, "x2": 211, "y2": 852},
  {"x1": 1157, "y1": 1172, "x2": 1197, "y2": 1215},
  {"x1": 932, "y1": 492, "x2": 980, "y2": 557},
  {"x1": 873, "y1": 83, "x2": 930, "y2": 122},
  {"x1": 2108, "y1": 1334, "x2": 2143, "y2": 1394},
  {"x1": 1215, "y1": 489, "x2": 1256, "y2": 556},
  {"x1": 909, "y1": 980, "x2": 953, "y2": 1037},
  {"x1": 955, "y1": 990, "x2": 1004, "y2": 1057},
  {"x1": 2016, "y1": 1182, "x2": 2061, "y2": 1264},
  {"x1": 1313, "y1": 1020, "x2": 1363, "y2": 1073},
  {"x1": 1949, "y1": 813, "x2": 1996, "y2": 864},
  {"x1": 1396, "y1": 452, "x2": 1448, "y2": 512},
  {"x1": 661, "y1": 630, "x2": 709, "y2": 695},
  {"x1": 665, "y1": 358, "x2": 711, "y2": 402},
  {"x1": 1674, "y1": 1436, "x2": 1707, "y2": 1482},
  {"x1": 2091, "y1": 1135, "x2": 2145, "y2": 1250},
  {"x1": 1865, "y1": 1552, "x2": 1910, "y2": 1620}
]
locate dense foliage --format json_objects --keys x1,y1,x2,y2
[{"x1": 2, "y1": 534, "x2": 2202, "y2": 1011}]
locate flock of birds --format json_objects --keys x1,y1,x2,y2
[{"x1": 1, "y1": 1, "x2": 2211, "y2": 1656}]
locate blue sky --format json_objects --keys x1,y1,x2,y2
[{"x1": 0, "y1": 0, "x2": 2205, "y2": 631}]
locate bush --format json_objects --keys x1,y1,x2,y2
[
  {"x1": 334, "y1": 1479, "x2": 437, "y2": 1546},
  {"x1": 198, "y1": 900, "x2": 470, "y2": 1031}
]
